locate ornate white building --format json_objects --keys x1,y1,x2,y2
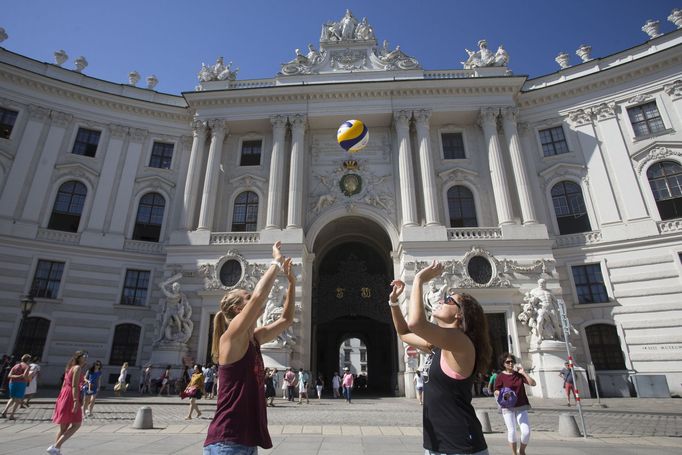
[{"x1": 1, "y1": 10, "x2": 681, "y2": 398}]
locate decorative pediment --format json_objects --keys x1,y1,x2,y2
[
  {"x1": 135, "y1": 174, "x2": 176, "y2": 193},
  {"x1": 53, "y1": 162, "x2": 99, "y2": 188},
  {"x1": 279, "y1": 10, "x2": 420, "y2": 76},
  {"x1": 438, "y1": 167, "x2": 480, "y2": 184},
  {"x1": 415, "y1": 245, "x2": 511, "y2": 289},
  {"x1": 632, "y1": 143, "x2": 682, "y2": 174},
  {"x1": 198, "y1": 249, "x2": 267, "y2": 291},
  {"x1": 231, "y1": 173, "x2": 267, "y2": 189},
  {"x1": 538, "y1": 162, "x2": 586, "y2": 190}
]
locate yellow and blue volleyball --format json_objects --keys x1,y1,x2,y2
[{"x1": 337, "y1": 119, "x2": 369, "y2": 153}]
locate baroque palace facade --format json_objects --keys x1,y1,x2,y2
[{"x1": 1, "y1": 11, "x2": 681, "y2": 398}]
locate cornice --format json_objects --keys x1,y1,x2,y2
[
  {"x1": 518, "y1": 47, "x2": 682, "y2": 108},
  {"x1": 0, "y1": 66, "x2": 191, "y2": 123}
]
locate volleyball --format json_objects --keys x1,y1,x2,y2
[{"x1": 337, "y1": 119, "x2": 369, "y2": 153}]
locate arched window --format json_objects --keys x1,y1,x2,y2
[
  {"x1": 231, "y1": 191, "x2": 258, "y2": 231},
  {"x1": 14, "y1": 317, "x2": 50, "y2": 358},
  {"x1": 551, "y1": 181, "x2": 591, "y2": 235},
  {"x1": 447, "y1": 186, "x2": 477, "y2": 227},
  {"x1": 48, "y1": 181, "x2": 87, "y2": 232},
  {"x1": 585, "y1": 324, "x2": 626, "y2": 370},
  {"x1": 109, "y1": 324, "x2": 141, "y2": 366},
  {"x1": 132, "y1": 192, "x2": 165, "y2": 242},
  {"x1": 647, "y1": 160, "x2": 682, "y2": 220}
]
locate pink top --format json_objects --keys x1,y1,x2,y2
[
  {"x1": 342, "y1": 373, "x2": 354, "y2": 387},
  {"x1": 440, "y1": 354, "x2": 466, "y2": 380}
]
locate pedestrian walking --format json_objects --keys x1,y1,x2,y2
[
  {"x1": 139, "y1": 365, "x2": 152, "y2": 394},
  {"x1": 114, "y1": 362, "x2": 128, "y2": 396},
  {"x1": 342, "y1": 367, "x2": 353, "y2": 403},
  {"x1": 181, "y1": 364, "x2": 204, "y2": 420},
  {"x1": 203, "y1": 241, "x2": 295, "y2": 454},
  {"x1": 82, "y1": 360, "x2": 102, "y2": 417},
  {"x1": 388, "y1": 261, "x2": 491, "y2": 455},
  {"x1": 494, "y1": 352, "x2": 537, "y2": 455},
  {"x1": 315, "y1": 374, "x2": 324, "y2": 400},
  {"x1": 264, "y1": 368, "x2": 276, "y2": 407},
  {"x1": 203, "y1": 363, "x2": 216, "y2": 399},
  {"x1": 158, "y1": 365, "x2": 172, "y2": 396},
  {"x1": 23, "y1": 356, "x2": 40, "y2": 408},
  {"x1": 559, "y1": 361, "x2": 576, "y2": 406},
  {"x1": 298, "y1": 368, "x2": 309, "y2": 404},
  {"x1": 331, "y1": 371, "x2": 341, "y2": 398},
  {"x1": 413, "y1": 370, "x2": 424, "y2": 405},
  {"x1": 1, "y1": 353, "x2": 31, "y2": 420},
  {"x1": 47, "y1": 350, "x2": 87, "y2": 455},
  {"x1": 284, "y1": 367, "x2": 296, "y2": 401}
]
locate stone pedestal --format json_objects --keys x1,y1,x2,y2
[
  {"x1": 529, "y1": 340, "x2": 590, "y2": 398},
  {"x1": 149, "y1": 342, "x2": 190, "y2": 379},
  {"x1": 261, "y1": 344, "x2": 292, "y2": 370}
]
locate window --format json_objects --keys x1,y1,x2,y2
[
  {"x1": 572, "y1": 264, "x2": 608, "y2": 304},
  {"x1": 0, "y1": 107, "x2": 19, "y2": 139},
  {"x1": 585, "y1": 324, "x2": 626, "y2": 370},
  {"x1": 539, "y1": 126, "x2": 569, "y2": 157},
  {"x1": 360, "y1": 350, "x2": 366, "y2": 362},
  {"x1": 468, "y1": 256, "x2": 492, "y2": 285},
  {"x1": 647, "y1": 161, "x2": 682, "y2": 220},
  {"x1": 121, "y1": 269, "x2": 150, "y2": 306},
  {"x1": 132, "y1": 192, "x2": 165, "y2": 242},
  {"x1": 231, "y1": 191, "x2": 258, "y2": 231},
  {"x1": 344, "y1": 350, "x2": 351, "y2": 362},
  {"x1": 109, "y1": 324, "x2": 141, "y2": 366},
  {"x1": 240, "y1": 140, "x2": 262, "y2": 166},
  {"x1": 219, "y1": 260, "x2": 242, "y2": 287},
  {"x1": 447, "y1": 186, "x2": 477, "y2": 227},
  {"x1": 31, "y1": 260, "x2": 65, "y2": 299},
  {"x1": 551, "y1": 181, "x2": 591, "y2": 235},
  {"x1": 48, "y1": 180, "x2": 87, "y2": 232},
  {"x1": 13, "y1": 317, "x2": 50, "y2": 358},
  {"x1": 441, "y1": 133, "x2": 465, "y2": 159},
  {"x1": 628, "y1": 101, "x2": 666, "y2": 137},
  {"x1": 71, "y1": 128, "x2": 101, "y2": 157},
  {"x1": 149, "y1": 142, "x2": 174, "y2": 169}
]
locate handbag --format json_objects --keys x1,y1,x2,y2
[
  {"x1": 113, "y1": 382, "x2": 121, "y2": 392},
  {"x1": 181, "y1": 385, "x2": 198, "y2": 399},
  {"x1": 497, "y1": 387, "x2": 518, "y2": 408}
]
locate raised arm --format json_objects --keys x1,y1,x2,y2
[
  {"x1": 388, "y1": 279, "x2": 431, "y2": 353},
  {"x1": 255, "y1": 258, "x2": 296, "y2": 345}
]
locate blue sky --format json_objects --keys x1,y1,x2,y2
[{"x1": 3, "y1": 1, "x2": 680, "y2": 95}]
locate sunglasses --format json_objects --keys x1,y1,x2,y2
[
  {"x1": 442, "y1": 296, "x2": 461, "y2": 307},
  {"x1": 504, "y1": 360, "x2": 514, "y2": 364}
]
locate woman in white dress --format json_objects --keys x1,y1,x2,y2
[{"x1": 23, "y1": 357, "x2": 40, "y2": 407}]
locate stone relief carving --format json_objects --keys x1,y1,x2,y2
[
  {"x1": 198, "y1": 249, "x2": 267, "y2": 291},
  {"x1": 664, "y1": 80, "x2": 682, "y2": 99},
  {"x1": 258, "y1": 278, "x2": 302, "y2": 347},
  {"x1": 198, "y1": 57, "x2": 239, "y2": 82},
  {"x1": 518, "y1": 278, "x2": 576, "y2": 345},
  {"x1": 592, "y1": 102, "x2": 617, "y2": 121},
  {"x1": 156, "y1": 274, "x2": 193, "y2": 345},
  {"x1": 634, "y1": 146, "x2": 682, "y2": 174},
  {"x1": 462, "y1": 40, "x2": 509, "y2": 69},
  {"x1": 567, "y1": 108, "x2": 593, "y2": 127}
]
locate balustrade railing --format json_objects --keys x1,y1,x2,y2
[
  {"x1": 36, "y1": 228, "x2": 81, "y2": 245},
  {"x1": 553, "y1": 230, "x2": 602, "y2": 248},
  {"x1": 447, "y1": 227, "x2": 502, "y2": 240},
  {"x1": 210, "y1": 232, "x2": 261, "y2": 245},
  {"x1": 657, "y1": 219, "x2": 682, "y2": 234}
]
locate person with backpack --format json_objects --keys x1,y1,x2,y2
[{"x1": 494, "y1": 353, "x2": 536, "y2": 455}]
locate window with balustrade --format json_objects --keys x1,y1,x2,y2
[
  {"x1": 132, "y1": 192, "x2": 165, "y2": 242},
  {"x1": 551, "y1": 181, "x2": 591, "y2": 235},
  {"x1": 647, "y1": 160, "x2": 682, "y2": 220},
  {"x1": 447, "y1": 186, "x2": 477, "y2": 227},
  {"x1": 48, "y1": 180, "x2": 87, "y2": 232}
]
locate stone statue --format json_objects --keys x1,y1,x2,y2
[
  {"x1": 306, "y1": 44, "x2": 322, "y2": 65},
  {"x1": 260, "y1": 278, "x2": 298, "y2": 346},
  {"x1": 197, "y1": 57, "x2": 239, "y2": 82},
  {"x1": 518, "y1": 279, "x2": 562, "y2": 345},
  {"x1": 156, "y1": 274, "x2": 194, "y2": 344},
  {"x1": 313, "y1": 194, "x2": 335, "y2": 213},
  {"x1": 355, "y1": 17, "x2": 374, "y2": 40},
  {"x1": 340, "y1": 9, "x2": 358, "y2": 40},
  {"x1": 462, "y1": 40, "x2": 509, "y2": 69},
  {"x1": 424, "y1": 279, "x2": 447, "y2": 322}
]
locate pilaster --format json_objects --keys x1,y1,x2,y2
[
  {"x1": 414, "y1": 109, "x2": 441, "y2": 226},
  {"x1": 265, "y1": 115, "x2": 287, "y2": 230},
  {"x1": 287, "y1": 114, "x2": 306, "y2": 229},
  {"x1": 197, "y1": 120, "x2": 227, "y2": 231},
  {"x1": 501, "y1": 107, "x2": 537, "y2": 224},
  {"x1": 394, "y1": 110, "x2": 418, "y2": 227},
  {"x1": 181, "y1": 120, "x2": 208, "y2": 230},
  {"x1": 479, "y1": 108, "x2": 514, "y2": 225},
  {"x1": 109, "y1": 128, "x2": 148, "y2": 237}
]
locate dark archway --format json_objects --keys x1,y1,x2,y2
[{"x1": 311, "y1": 228, "x2": 396, "y2": 395}]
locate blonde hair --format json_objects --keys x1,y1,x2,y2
[{"x1": 211, "y1": 289, "x2": 245, "y2": 363}]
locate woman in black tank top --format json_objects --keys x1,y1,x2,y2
[{"x1": 389, "y1": 260, "x2": 492, "y2": 455}]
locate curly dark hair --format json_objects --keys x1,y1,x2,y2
[
  {"x1": 499, "y1": 352, "x2": 517, "y2": 369},
  {"x1": 456, "y1": 293, "x2": 492, "y2": 375}
]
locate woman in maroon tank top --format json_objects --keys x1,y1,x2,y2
[
  {"x1": 204, "y1": 241, "x2": 296, "y2": 455},
  {"x1": 389, "y1": 261, "x2": 492, "y2": 455}
]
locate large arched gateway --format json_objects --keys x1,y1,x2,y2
[{"x1": 310, "y1": 216, "x2": 397, "y2": 395}]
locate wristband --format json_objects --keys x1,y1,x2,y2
[
  {"x1": 270, "y1": 259, "x2": 284, "y2": 271},
  {"x1": 388, "y1": 300, "x2": 400, "y2": 307}
]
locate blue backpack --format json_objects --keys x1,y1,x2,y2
[{"x1": 497, "y1": 387, "x2": 518, "y2": 408}]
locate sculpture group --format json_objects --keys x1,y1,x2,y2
[
  {"x1": 518, "y1": 279, "x2": 563, "y2": 345},
  {"x1": 156, "y1": 274, "x2": 194, "y2": 344}
]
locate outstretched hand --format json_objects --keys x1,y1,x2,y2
[
  {"x1": 272, "y1": 241, "x2": 283, "y2": 262},
  {"x1": 415, "y1": 260, "x2": 444, "y2": 281},
  {"x1": 283, "y1": 257, "x2": 295, "y2": 284},
  {"x1": 389, "y1": 279, "x2": 405, "y2": 302}
]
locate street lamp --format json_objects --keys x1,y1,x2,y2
[{"x1": 1, "y1": 294, "x2": 36, "y2": 397}]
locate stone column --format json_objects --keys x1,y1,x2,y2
[
  {"x1": 414, "y1": 109, "x2": 441, "y2": 226},
  {"x1": 197, "y1": 119, "x2": 227, "y2": 231},
  {"x1": 21, "y1": 111, "x2": 73, "y2": 223},
  {"x1": 501, "y1": 107, "x2": 537, "y2": 224},
  {"x1": 181, "y1": 120, "x2": 207, "y2": 230},
  {"x1": 109, "y1": 128, "x2": 148, "y2": 235},
  {"x1": 394, "y1": 110, "x2": 418, "y2": 227},
  {"x1": 567, "y1": 109, "x2": 621, "y2": 225},
  {"x1": 265, "y1": 115, "x2": 287, "y2": 230},
  {"x1": 0, "y1": 105, "x2": 49, "y2": 218},
  {"x1": 592, "y1": 103, "x2": 648, "y2": 221},
  {"x1": 479, "y1": 108, "x2": 514, "y2": 225},
  {"x1": 287, "y1": 114, "x2": 306, "y2": 229}
]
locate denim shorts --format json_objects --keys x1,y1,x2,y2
[
  {"x1": 425, "y1": 449, "x2": 489, "y2": 455},
  {"x1": 203, "y1": 442, "x2": 257, "y2": 455}
]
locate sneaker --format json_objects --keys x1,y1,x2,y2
[{"x1": 46, "y1": 446, "x2": 60, "y2": 454}]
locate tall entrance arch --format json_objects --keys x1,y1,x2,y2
[{"x1": 310, "y1": 217, "x2": 397, "y2": 395}]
